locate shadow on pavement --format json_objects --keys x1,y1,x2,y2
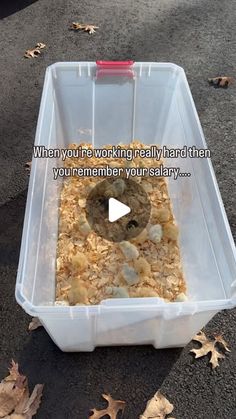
[
  {"x1": 0, "y1": 0, "x2": 38, "y2": 19},
  {"x1": 0, "y1": 189, "x2": 27, "y2": 267},
  {"x1": 19, "y1": 329, "x2": 182, "y2": 418}
]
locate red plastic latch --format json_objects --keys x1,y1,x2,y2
[
  {"x1": 96, "y1": 61, "x2": 134, "y2": 79},
  {"x1": 96, "y1": 60, "x2": 134, "y2": 68}
]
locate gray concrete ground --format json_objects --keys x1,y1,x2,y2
[{"x1": 0, "y1": 0, "x2": 236, "y2": 418}]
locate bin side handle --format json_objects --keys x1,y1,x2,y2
[
  {"x1": 96, "y1": 61, "x2": 135, "y2": 79},
  {"x1": 96, "y1": 60, "x2": 134, "y2": 68}
]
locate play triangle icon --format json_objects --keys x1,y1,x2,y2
[{"x1": 108, "y1": 198, "x2": 131, "y2": 222}]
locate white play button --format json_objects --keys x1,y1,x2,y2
[
  {"x1": 86, "y1": 178, "x2": 151, "y2": 242},
  {"x1": 108, "y1": 198, "x2": 131, "y2": 222}
]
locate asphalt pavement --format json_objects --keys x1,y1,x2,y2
[{"x1": 0, "y1": 0, "x2": 236, "y2": 418}]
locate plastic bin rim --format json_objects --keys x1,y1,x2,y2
[
  {"x1": 45, "y1": 61, "x2": 185, "y2": 74},
  {"x1": 15, "y1": 286, "x2": 236, "y2": 317}
]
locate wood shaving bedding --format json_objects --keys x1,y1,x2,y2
[{"x1": 55, "y1": 141, "x2": 186, "y2": 305}]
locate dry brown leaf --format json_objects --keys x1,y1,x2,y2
[
  {"x1": 4, "y1": 361, "x2": 21, "y2": 383},
  {"x1": 208, "y1": 76, "x2": 234, "y2": 87},
  {"x1": 0, "y1": 382, "x2": 25, "y2": 418},
  {"x1": 90, "y1": 394, "x2": 125, "y2": 419},
  {"x1": 71, "y1": 22, "x2": 84, "y2": 30},
  {"x1": 0, "y1": 361, "x2": 43, "y2": 419},
  {"x1": 140, "y1": 391, "x2": 174, "y2": 419},
  {"x1": 191, "y1": 331, "x2": 224, "y2": 369},
  {"x1": 28, "y1": 318, "x2": 42, "y2": 331},
  {"x1": 14, "y1": 388, "x2": 30, "y2": 415},
  {"x1": 84, "y1": 25, "x2": 99, "y2": 34},
  {"x1": 0, "y1": 362, "x2": 27, "y2": 418},
  {"x1": 190, "y1": 331, "x2": 230, "y2": 369},
  {"x1": 22, "y1": 384, "x2": 44, "y2": 418},
  {"x1": 24, "y1": 43, "x2": 46, "y2": 58},
  {"x1": 214, "y1": 334, "x2": 231, "y2": 352},
  {"x1": 24, "y1": 48, "x2": 41, "y2": 59},
  {"x1": 36, "y1": 43, "x2": 46, "y2": 49},
  {"x1": 71, "y1": 22, "x2": 99, "y2": 34}
]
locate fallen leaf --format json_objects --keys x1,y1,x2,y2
[
  {"x1": 0, "y1": 362, "x2": 27, "y2": 418},
  {"x1": 14, "y1": 387, "x2": 30, "y2": 415},
  {"x1": 71, "y1": 22, "x2": 99, "y2": 34},
  {"x1": 5, "y1": 361, "x2": 21, "y2": 382},
  {"x1": 71, "y1": 22, "x2": 84, "y2": 30},
  {"x1": 90, "y1": 394, "x2": 125, "y2": 419},
  {"x1": 36, "y1": 42, "x2": 46, "y2": 49},
  {"x1": 0, "y1": 361, "x2": 43, "y2": 419},
  {"x1": 190, "y1": 331, "x2": 230, "y2": 368},
  {"x1": 24, "y1": 43, "x2": 46, "y2": 58},
  {"x1": 22, "y1": 384, "x2": 44, "y2": 418},
  {"x1": 24, "y1": 48, "x2": 41, "y2": 58},
  {"x1": 0, "y1": 382, "x2": 25, "y2": 417},
  {"x1": 84, "y1": 25, "x2": 99, "y2": 35},
  {"x1": 208, "y1": 76, "x2": 234, "y2": 87},
  {"x1": 28, "y1": 318, "x2": 42, "y2": 331},
  {"x1": 214, "y1": 334, "x2": 231, "y2": 352},
  {"x1": 140, "y1": 391, "x2": 174, "y2": 419}
]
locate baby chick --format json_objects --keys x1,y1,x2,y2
[{"x1": 119, "y1": 241, "x2": 139, "y2": 261}]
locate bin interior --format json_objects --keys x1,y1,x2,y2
[{"x1": 18, "y1": 62, "x2": 236, "y2": 308}]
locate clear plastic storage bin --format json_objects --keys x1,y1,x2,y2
[{"x1": 16, "y1": 62, "x2": 236, "y2": 351}]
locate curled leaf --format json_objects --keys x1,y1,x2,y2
[
  {"x1": 90, "y1": 394, "x2": 125, "y2": 419},
  {"x1": 190, "y1": 331, "x2": 230, "y2": 369},
  {"x1": 22, "y1": 384, "x2": 44, "y2": 417},
  {"x1": 5, "y1": 361, "x2": 21, "y2": 382},
  {"x1": 14, "y1": 387, "x2": 30, "y2": 415},
  {"x1": 28, "y1": 317, "x2": 42, "y2": 331},
  {"x1": 0, "y1": 361, "x2": 43, "y2": 418},
  {"x1": 0, "y1": 382, "x2": 25, "y2": 417},
  {"x1": 140, "y1": 391, "x2": 174, "y2": 419},
  {"x1": 208, "y1": 76, "x2": 234, "y2": 88},
  {"x1": 0, "y1": 362, "x2": 27, "y2": 417}
]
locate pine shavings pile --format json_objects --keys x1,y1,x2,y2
[{"x1": 56, "y1": 141, "x2": 186, "y2": 306}]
